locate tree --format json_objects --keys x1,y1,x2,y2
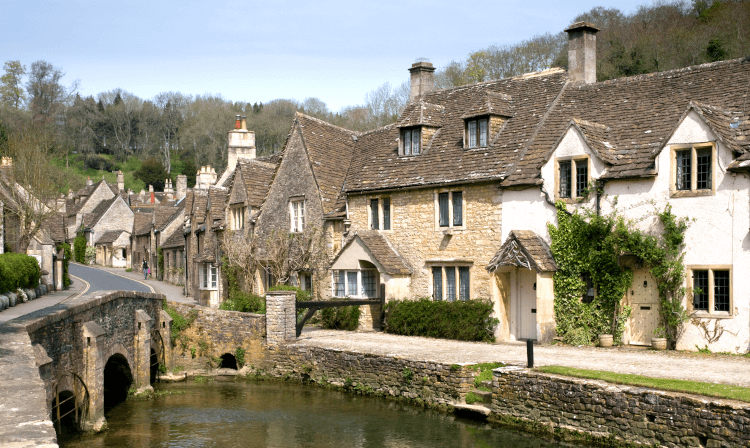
[
  {"x1": 25, "y1": 60, "x2": 77, "y2": 125},
  {"x1": 0, "y1": 127, "x2": 64, "y2": 252},
  {"x1": 0, "y1": 61, "x2": 26, "y2": 109},
  {"x1": 134, "y1": 157, "x2": 169, "y2": 191}
]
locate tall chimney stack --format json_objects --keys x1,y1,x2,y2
[
  {"x1": 176, "y1": 175, "x2": 187, "y2": 201},
  {"x1": 226, "y1": 117, "x2": 256, "y2": 174},
  {"x1": 409, "y1": 60, "x2": 436, "y2": 102},
  {"x1": 116, "y1": 170, "x2": 124, "y2": 192},
  {"x1": 565, "y1": 22, "x2": 599, "y2": 84}
]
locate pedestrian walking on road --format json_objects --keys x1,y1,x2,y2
[{"x1": 142, "y1": 260, "x2": 149, "y2": 280}]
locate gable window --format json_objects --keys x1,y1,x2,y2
[
  {"x1": 402, "y1": 127, "x2": 421, "y2": 155},
  {"x1": 690, "y1": 266, "x2": 731, "y2": 314},
  {"x1": 290, "y1": 199, "x2": 305, "y2": 232},
  {"x1": 331, "y1": 268, "x2": 379, "y2": 298},
  {"x1": 671, "y1": 144, "x2": 715, "y2": 196},
  {"x1": 465, "y1": 117, "x2": 488, "y2": 148},
  {"x1": 369, "y1": 197, "x2": 391, "y2": 231},
  {"x1": 437, "y1": 191, "x2": 463, "y2": 228},
  {"x1": 557, "y1": 157, "x2": 589, "y2": 200},
  {"x1": 432, "y1": 265, "x2": 470, "y2": 301},
  {"x1": 231, "y1": 206, "x2": 246, "y2": 230}
]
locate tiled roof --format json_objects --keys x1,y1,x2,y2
[
  {"x1": 295, "y1": 113, "x2": 357, "y2": 214},
  {"x1": 83, "y1": 196, "x2": 117, "y2": 228},
  {"x1": 96, "y1": 230, "x2": 126, "y2": 244},
  {"x1": 486, "y1": 230, "x2": 557, "y2": 273},
  {"x1": 154, "y1": 205, "x2": 182, "y2": 232},
  {"x1": 332, "y1": 230, "x2": 411, "y2": 275},
  {"x1": 345, "y1": 69, "x2": 568, "y2": 192},
  {"x1": 236, "y1": 158, "x2": 278, "y2": 208},
  {"x1": 161, "y1": 229, "x2": 185, "y2": 249},
  {"x1": 397, "y1": 101, "x2": 445, "y2": 127},
  {"x1": 133, "y1": 210, "x2": 153, "y2": 236},
  {"x1": 505, "y1": 57, "x2": 750, "y2": 184},
  {"x1": 43, "y1": 212, "x2": 67, "y2": 243},
  {"x1": 208, "y1": 186, "x2": 227, "y2": 228},
  {"x1": 192, "y1": 193, "x2": 208, "y2": 225},
  {"x1": 461, "y1": 92, "x2": 514, "y2": 119}
]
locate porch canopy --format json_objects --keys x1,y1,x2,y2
[
  {"x1": 330, "y1": 230, "x2": 411, "y2": 275},
  {"x1": 486, "y1": 230, "x2": 558, "y2": 273}
]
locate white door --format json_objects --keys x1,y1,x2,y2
[{"x1": 518, "y1": 269, "x2": 537, "y2": 340}]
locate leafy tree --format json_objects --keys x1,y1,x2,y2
[
  {"x1": 74, "y1": 231, "x2": 86, "y2": 263},
  {"x1": 134, "y1": 157, "x2": 169, "y2": 191},
  {"x1": 0, "y1": 61, "x2": 26, "y2": 109}
]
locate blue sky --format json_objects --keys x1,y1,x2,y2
[{"x1": 2, "y1": 0, "x2": 647, "y2": 112}]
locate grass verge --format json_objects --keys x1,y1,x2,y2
[{"x1": 538, "y1": 365, "x2": 750, "y2": 402}]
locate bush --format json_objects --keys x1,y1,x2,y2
[
  {"x1": 74, "y1": 232, "x2": 86, "y2": 263},
  {"x1": 320, "y1": 301, "x2": 361, "y2": 331},
  {"x1": 268, "y1": 285, "x2": 311, "y2": 318},
  {"x1": 384, "y1": 298, "x2": 499, "y2": 342},
  {"x1": 85, "y1": 246, "x2": 96, "y2": 264},
  {"x1": 219, "y1": 291, "x2": 266, "y2": 314},
  {"x1": 0, "y1": 253, "x2": 41, "y2": 293},
  {"x1": 56, "y1": 243, "x2": 71, "y2": 288}
]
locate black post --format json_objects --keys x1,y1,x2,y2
[{"x1": 526, "y1": 339, "x2": 534, "y2": 368}]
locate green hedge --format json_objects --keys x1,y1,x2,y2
[
  {"x1": 384, "y1": 298, "x2": 499, "y2": 342},
  {"x1": 57, "y1": 243, "x2": 72, "y2": 288},
  {"x1": 219, "y1": 291, "x2": 266, "y2": 314},
  {"x1": 74, "y1": 232, "x2": 86, "y2": 263},
  {"x1": 0, "y1": 253, "x2": 41, "y2": 293},
  {"x1": 320, "y1": 301, "x2": 361, "y2": 331}
]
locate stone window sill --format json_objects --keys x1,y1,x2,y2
[
  {"x1": 690, "y1": 311, "x2": 732, "y2": 319},
  {"x1": 670, "y1": 189, "x2": 714, "y2": 198}
]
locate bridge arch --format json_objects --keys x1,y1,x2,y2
[{"x1": 103, "y1": 353, "x2": 133, "y2": 414}]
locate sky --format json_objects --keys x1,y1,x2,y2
[{"x1": 2, "y1": 0, "x2": 649, "y2": 112}]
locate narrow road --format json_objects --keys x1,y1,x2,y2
[{"x1": 69, "y1": 263, "x2": 153, "y2": 295}]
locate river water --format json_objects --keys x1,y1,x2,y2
[{"x1": 61, "y1": 380, "x2": 577, "y2": 447}]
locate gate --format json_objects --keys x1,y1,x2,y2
[{"x1": 295, "y1": 299, "x2": 382, "y2": 337}]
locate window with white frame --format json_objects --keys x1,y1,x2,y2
[
  {"x1": 369, "y1": 197, "x2": 391, "y2": 231},
  {"x1": 465, "y1": 117, "x2": 488, "y2": 148},
  {"x1": 331, "y1": 269, "x2": 378, "y2": 298},
  {"x1": 431, "y1": 265, "x2": 470, "y2": 301},
  {"x1": 690, "y1": 266, "x2": 731, "y2": 314},
  {"x1": 557, "y1": 157, "x2": 589, "y2": 199},
  {"x1": 199, "y1": 263, "x2": 218, "y2": 290},
  {"x1": 401, "y1": 127, "x2": 421, "y2": 156},
  {"x1": 436, "y1": 190, "x2": 463, "y2": 228},
  {"x1": 231, "y1": 205, "x2": 246, "y2": 230},
  {"x1": 290, "y1": 199, "x2": 305, "y2": 232},
  {"x1": 672, "y1": 143, "x2": 715, "y2": 196}
]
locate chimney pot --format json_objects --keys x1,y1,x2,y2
[
  {"x1": 409, "y1": 60, "x2": 436, "y2": 102},
  {"x1": 565, "y1": 21, "x2": 599, "y2": 84},
  {"x1": 235, "y1": 115, "x2": 241, "y2": 129},
  {"x1": 241, "y1": 116, "x2": 247, "y2": 130}
]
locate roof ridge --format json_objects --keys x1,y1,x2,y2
[
  {"x1": 425, "y1": 68, "x2": 566, "y2": 96},
  {"x1": 295, "y1": 112, "x2": 361, "y2": 136}
]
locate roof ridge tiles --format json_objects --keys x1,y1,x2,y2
[{"x1": 295, "y1": 112, "x2": 361, "y2": 136}]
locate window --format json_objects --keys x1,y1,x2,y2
[
  {"x1": 557, "y1": 158, "x2": 588, "y2": 200},
  {"x1": 432, "y1": 266, "x2": 470, "y2": 301},
  {"x1": 231, "y1": 206, "x2": 246, "y2": 230},
  {"x1": 290, "y1": 199, "x2": 305, "y2": 232},
  {"x1": 369, "y1": 197, "x2": 391, "y2": 230},
  {"x1": 672, "y1": 144, "x2": 715, "y2": 196},
  {"x1": 690, "y1": 267, "x2": 731, "y2": 314},
  {"x1": 200, "y1": 263, "x2": 218, "y2": 290},
  {"x1": 465, "y1": 117, "x2": 488, "y2": 148},
  {"x1": 331, "y1": 269, "x2": 379, "y2": 298},
  {"x1": 402, "y1": 127, "x2": 421, "y2": 155},
  {"x1": 294, "y1": 272, "x2": 313, "y2": 291},
  {"x1": 437, "y1": 191, "x2": 463, "y2": 228}
]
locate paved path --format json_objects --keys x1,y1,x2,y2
[{"x1": 296, "y1": 329, "x2": 750, "y2": 388}]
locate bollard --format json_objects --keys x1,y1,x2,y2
[{"x1": 526, "y1": 339, "x2": 534, "y2": 368}]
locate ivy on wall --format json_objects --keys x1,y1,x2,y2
[{"x1": 548, "y1": 202, "x2": 690, "y2": 347}]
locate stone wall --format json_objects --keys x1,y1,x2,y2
[
  {"x1": 167, "y1": 301, "x2": 267, "y2": 370},
  {"x1": 492, "y1": 366, "x2": 750, "y2": 447}
]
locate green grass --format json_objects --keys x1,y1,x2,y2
[
  {"x1": 538, "y1": 365, "x2": 750, "y2": 402},
  {"x1": 465, "y1": 391, "x2": 482, "y2": 405},
  {"x1": 469, "y1": 362, "x2": 505, "y2": 387}
]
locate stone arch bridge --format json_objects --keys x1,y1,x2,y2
[{"x1": 0, "y1": 290, "x2": 172, "y2": 444}]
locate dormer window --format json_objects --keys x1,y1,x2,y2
[
  {"x1": 556, "y1": 157, "x2": 589, "y2": 200},
  {"x1": 466, "y1": 117, "x2": 488, "y2": 148},
  {"x1": 402, "y1": 127, "x2": 421, "y2": 155}
]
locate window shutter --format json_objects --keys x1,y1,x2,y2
[
  {"x1": 459, "y1": 266, "x2": 470, "y2": 301},
  {"x1": 432, "y1": 267, "x2": 443, "y2": 301},
  {"x1": 438, "y1": 192, "x2": 449, "y2": 227},
  {"x1": 370, "y1": 199, "x2": 379, "y2": 230},
  {"x1": 452, "y1": 191, "x2": 463, "y2": 226},
  {"x1": 383, "y1": 198, "x2": 390, "y2": 230}
]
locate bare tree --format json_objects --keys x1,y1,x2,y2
[{"x1": 25, "y1": 60, "x2": 78, "y2": 125}]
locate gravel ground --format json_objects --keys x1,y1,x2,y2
[{"x1": 296, "y1": 329, "x2": 750, "y2": 388}]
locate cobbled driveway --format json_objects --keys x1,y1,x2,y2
[{"x1": 297, "y1": 329, "x2": 750, "y2": 388}]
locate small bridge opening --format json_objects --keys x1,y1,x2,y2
[
  {"x1": 50, "y1": 390, "x2": 80, "y2": 438},
  {"x1": 219, "y1": 353, "x2": 238, "y2": 369},
  {"x1": 104, "y1": 354, "x2": 133, "y2": 413}
]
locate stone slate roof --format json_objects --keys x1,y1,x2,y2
[
  {"x1": 486, "y1": 230, "x2": 557, "y2": 273},
  {"x1": 43, "y1": 212, "x2": 67, "y2": 243},
  {"x1": 192, "y1": 193, "x2": 208, "y2": 225},
  {"x1": 208, "y1": 186, "x2": 228, "y2": 229},
  {"x1": 332, "y1": 230, "x2": 411, "y2": 275},
  {"x1": 505, "y1": 57, "x2": 750, "y2": 184},
  {"x1": 133, "y1": 210, "x2": 153, "y2": 236},
  {"x1": 295, "y1": 113, "x2": 357, "y2": 214},
  {"x1": 154, "y1": 205, "x2": 182, "y2": 232},
  {"x1": 345, "y1": 69, "x2": 568, "y2": 192},
  {"x1": 397, "y1": 101, "x2": 445, "y2": 127},
  {"x1": 161, "y1": 229, "x2": 185, "y2": 249},
  {"x1": 461, "y1": 92, "x2": 514, "y2": 119},
  {"x1": 83, "y1": 196, "x2": 117, "y2": 228},
  {"x1": 236, "y1": 158, "x2": 278, "y2": 208},
  {"x1": 97, "y1": 230, "x2": 126, "y2": 244}
]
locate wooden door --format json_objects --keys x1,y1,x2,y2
[
  {"x1": 518, "y1": 269, "x2": 537, "y2": 340},
  {"x1": 628, "y1": 269, "x2": 660, "y2": 345}
]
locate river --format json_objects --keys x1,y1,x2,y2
[{"x1": 61, "y1": 380, "x2": 578, "y2": 447}]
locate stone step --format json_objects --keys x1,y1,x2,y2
[
  {"x1": 453, "y1": 404, "x2": 490, "y2": 419},
  {"x1": 471, "y1": 389, "x2": 492, "y2": 404}
]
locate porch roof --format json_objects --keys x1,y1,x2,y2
[
  {"x1": 486, "y1": 230, "x2": 557, "y2": 273},
  {"x1": 331, "y1": 230, "x2": 411, "y2": 275}
]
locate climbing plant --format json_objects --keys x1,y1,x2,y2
[{"x1": 548, "y1": 202, "x2": 690, "y2": 347}]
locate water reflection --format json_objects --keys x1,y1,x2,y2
[{"x1": 62, "y1": 381, "x2": 574, "y2": 448}]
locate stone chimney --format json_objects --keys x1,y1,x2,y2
[
  {"x1": 116, "y1": 170, "x2": 124, "y2": 192},
  {"x1": 148, "y1": 184, "x2": 154, "y2": 193},
  {"x1": 196, "y1": 166, "x2": 217, "y2": 190},
  {"x1": 86, "y1": 177, "x2": 93, "y2": 186},
  {"x1": 165, "y1": 179, "x2": 174, "y2": 201},
  {"x1": 176, "y1": 175, "x2": 187, "y2": 201},
  {"x1": 409, "y1": 60, "x2": 436, "y2": 102},
  {"x1": 139, "y1": 189, "x2": 145, "y2": 202},
  {"x1": 565, "y1": 22, "x2": 599, "y2": 84},
  {"x1": 227, "y1": 115, "x2": 256, "y2": 173}
]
